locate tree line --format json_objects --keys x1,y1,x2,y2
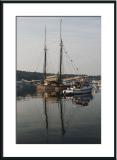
[{"x1": 16, "y1": 70, "x2": 101, "y2": 81}]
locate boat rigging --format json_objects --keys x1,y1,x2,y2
[{"x1": 37, "y1": 18, "x2": 92, "y2": 95}]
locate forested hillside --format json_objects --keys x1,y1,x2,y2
[{"x1": 16, "y1": 70, "x2": 101, "y2": 81}]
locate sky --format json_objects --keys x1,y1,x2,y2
[{"x1": 17, "y1": 16, "x2": 101, "y2": 75}]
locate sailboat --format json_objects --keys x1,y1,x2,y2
[
  {"x1": 37, "y1": 19, "x2": 70, "y2": 92},
  {"x1": 37, "y1": 19, "x2": 93, "y2": 94}
]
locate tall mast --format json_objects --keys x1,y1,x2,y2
[
  {"x1": 59, "y1": 19, "x2": 63, "y2": 83},
  {"x1": 43, "y1": 25, "x2": 47, "y2": 81}
]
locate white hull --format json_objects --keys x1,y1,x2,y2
[{"x1": 63, "y1": 86, "x2": 92, "y2": 95}]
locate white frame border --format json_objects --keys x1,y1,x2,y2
[{"x1": 3, "y1": 3, "x2": 114, "y2": 157}]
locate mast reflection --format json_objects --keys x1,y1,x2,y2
[
  {"x1": 43, "y1": 97, "x2": 48, "y2": 131},
  {"x1": 41, "y1": 90, "x2": 95, "y2": 137},
  {"x1": 59, "y1": 98, "x2": 65, "y2": 135},
  {"x1": 43, "y1": 92, "x2": 65, "y2": 136}
]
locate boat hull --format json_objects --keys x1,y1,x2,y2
[
  {"x1": 63, "y1": 86, "x2": 93, "y2": 96},
  {"x1": 36, "y1": 84, "x2": 70, "y2": 92},
  {"x1": 73, "y1": 86, "x2": 92, "y2": 94}
]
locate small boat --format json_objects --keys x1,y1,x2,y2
[{"x1": 62, "y1": 85, "x2": 92, "y2": 96}]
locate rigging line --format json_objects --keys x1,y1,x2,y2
[
  {"x1": 66, "y1": 54, "x2": 78, "y2": 74},
  {"x1": 64, "y1": 47, "x2": 72, "y2": 71},
  {"x1": 63, "y1": 53, "x2": 74, "y2": 74},
  {"x1": 63, "y1": 49, "x2": 74, "y2": 74},
  {"x1": 63, "y1": 49, "x2": 77, "y2": 75},
  {"x1": 63, "y1": 46, "x2": 78, "y2": 69},
  {"x1": 66, "y1": 56, "x2": 76, "y2": 74},
  {"x1": 63, "y1": 46, "x2": 79, "y2": 74}
]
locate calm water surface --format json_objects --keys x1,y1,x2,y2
[{"x1": 16, "y1": 88, "x2": 101, "y2": 144}]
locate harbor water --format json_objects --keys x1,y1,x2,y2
[{"x1": 16, "y1": 87, "x2": 101, "y2": 144}]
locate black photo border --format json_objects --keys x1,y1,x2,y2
[{"x1": 0, "y1": 1, "x2": 116, "y2": 160}]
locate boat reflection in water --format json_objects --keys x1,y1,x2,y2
[
  {"x1": 17, "y1": 87, "x2": 101, "y2": 144},
  {"x1": 40, "y1": 89, "x2": 94, "y2": 137},
  {"x1": 42, "y1": 91, "x2": 66, "y2": 136},
  {"x1": 65, "y1": 93, "x2": 93, "y2": 107}
]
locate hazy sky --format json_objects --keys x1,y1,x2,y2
[{"x1": 17, "y1": 16, "x2": 101, "y2": 75}]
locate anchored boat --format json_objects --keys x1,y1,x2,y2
[
  {"x1": 37, "y1": 19, "x2": 93, "y2": 94},
  {"x1": 62, "y1": 75, "x2": 93, "y2": 95},
  {"x1": 63, "y1": 85, "x2": 92, "y2": 96},
  {"x1": 37, "y1": 19, "x2": 71, "y2": 92}
]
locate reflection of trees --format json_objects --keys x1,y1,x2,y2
[{"x1": 16, "y1": 84, "x2": 36, "y2": 97}]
